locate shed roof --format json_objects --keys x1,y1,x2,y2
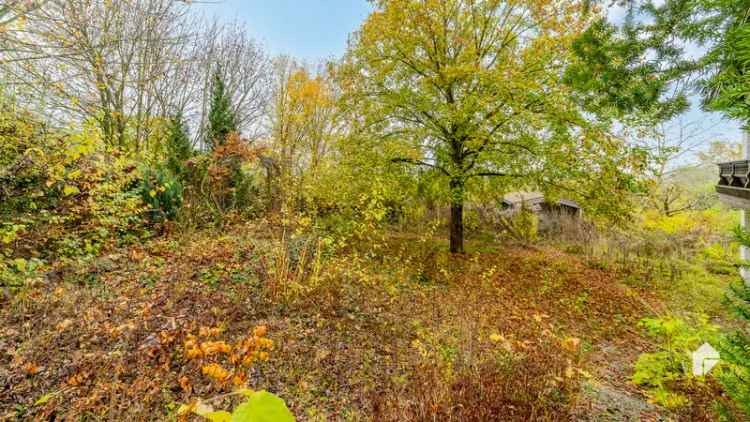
[
  {"x1": 502, "y1": 191, "x2": 545, "y2": 205},
  {"x1": 502, "y1": 192, "x2": 581, "y2": 210}
]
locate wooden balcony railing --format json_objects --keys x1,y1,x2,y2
[{"x1": 717, "y1": 160, "x2": 750, "y2": 200}]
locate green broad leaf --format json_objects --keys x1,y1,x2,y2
[{"x1": 231, "y1": 391, "x2": 295, "y2": 422}]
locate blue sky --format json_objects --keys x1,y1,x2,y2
[
  {"x1": 200, "y1": 0, "x2": 743, "y2": 156},
  {"x1": 195, "y1": 0, "x2": 373, "y2": 61}
]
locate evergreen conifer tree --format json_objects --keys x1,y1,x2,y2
[
  {"x1": 165, "y1": 112, "x2": 193, "y2": 179},
  {"x1": 567, "y1": 0, "x2": 750, "y2": 123},
  {"x1": 206, "y1": 67, "x2": 238, "y2": 149}
]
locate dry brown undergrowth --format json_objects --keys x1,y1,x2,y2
[{"x1": 0, "y1": 224, "x2": 677, "y2": 421}]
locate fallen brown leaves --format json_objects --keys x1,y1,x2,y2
[{"x1": 0, "y1": 225, "x2": 668, "y2": 420}]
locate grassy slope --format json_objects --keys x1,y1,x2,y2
[{"x1": 0, "y1": 222, "x2": 733, "y2": 421}]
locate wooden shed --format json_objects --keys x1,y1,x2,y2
[{"x1": 500, "y1": 192, "x2": 582, "y2": 218}]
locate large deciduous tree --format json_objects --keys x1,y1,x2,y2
[
  {"x1": 1, "y1": 4, "x2": 271, "y2": 152},
  {"x1": 178, "y1": 20, "x2": 271, "y2": 145},
  {"x1": 341, "y1": 0, "x2": 642, "y2": 253},
  {"x1": 1, "y1": 0, "x2": 191, "y2": 148},
  {"x1": 0, "y1": 1, "x2": 45, "y2": 35}
]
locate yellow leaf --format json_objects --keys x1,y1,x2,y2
[
  {"x1": 237, "y1": 388, "x2": 256, "y2": 398},
  {"x1": 565, "y1": 365, "x2": 575, "y2": 378},
  {"x1": 202, "y1": 363, "x2": 230, "y2": 381},
  {"x1": 202, "y1": 411, "x2": 232, "y2": 422},
  {"x1": 253, "y1": 325, "x2": 268, "y2": 337},
  {"x1": 177, "y1": 401, "x2": 199, "y2": 416},
  {"x1": 63, "y1": 185, "x2": 79, "y2": 196},
  {"x1": 149, "y1": 190, "x2": 157, "y2": 198}
]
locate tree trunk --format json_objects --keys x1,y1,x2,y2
[{"x1": 449, "y1": 177, "x2": 465, "y2": 254}]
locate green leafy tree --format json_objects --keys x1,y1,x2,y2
[
  {"x1": 340, "y1": 0, "x2": 645, "y2": 253},
  {"x1": 573, "y1": 2, "x2": 750, "y2": 415},
  {"x1": 700, "y1": 0, "x2": 750, "y2": 120},
  {"x1": 0, "y1": 1, "x2": 43, "y2": 32},
  {"x1": 563, "y1": 17, "x2": 691, "y2": 123},
  {"x1": 207, "y1": 67, "x2": 239, "y2": 150}
]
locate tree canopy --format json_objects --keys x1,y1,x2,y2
[
  {"x1": 340, "y1": 0, "x2": 646, "y2": 252},
  {"x1": 569, "y1": 0, "x2": 750, "y2": 124}
]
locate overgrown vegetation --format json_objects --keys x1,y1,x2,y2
[{"x1": 2, "y1": 0, "x2": 750, "y2": 420}]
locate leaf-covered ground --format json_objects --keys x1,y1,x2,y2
[{"x1": 0, "y1": 223, "x2": 723, "y2": 420}]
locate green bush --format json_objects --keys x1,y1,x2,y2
[
  {"x1": 632, "y1": 315, "x2": 718, "y2": 409},
  {"x1": 499, "y1": 208, "x2": 539, "y2": 244},
  {"x1": 0, "y1": 99, "x2": 149, "y2": 294},
  {"x1": 139, "y1": 167, "x2": 183, "y2": 223}
]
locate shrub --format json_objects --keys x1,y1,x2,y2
[
  {"x1": 372, "y1": 340, "x2": 580, "y2": 421},
  {"x1": 0, "y1": 101, "x2": 147, "y2": 255},
  {"x1": 138, "y1": 166, "x2": 183, "y2": 223},
  {"x1": 718, "y1": 228, "x2": 750, "y2": 418},
  {"x1": 632, "y1": 315, "x2": 719, "y2": 409},
  {"x1": 498, "y1": 207, "x2": 539, "y2": 244},
  {"x1": 179, "y1": 133, "x2": 264, "y2": 227},
  {"x1": 177, "y1": 325, "x2": 296, "y2": 422}
]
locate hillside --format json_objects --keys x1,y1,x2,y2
[{"x1": 0, "y1": 220, "x2": 735, "y2": 420}]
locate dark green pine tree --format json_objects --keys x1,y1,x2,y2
[
  {"x1": 562, "y1": 12, "x2": 692, "y2": 124},
  {"x1": 165, "y1": 112, "x2": 193, "y2": 180},
  {"x1": 206, "y1": 67, "x2": 238, "y2": 150},
  {"x1": 699, "y1": 0, "x2": 750, "y2": 120}
]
